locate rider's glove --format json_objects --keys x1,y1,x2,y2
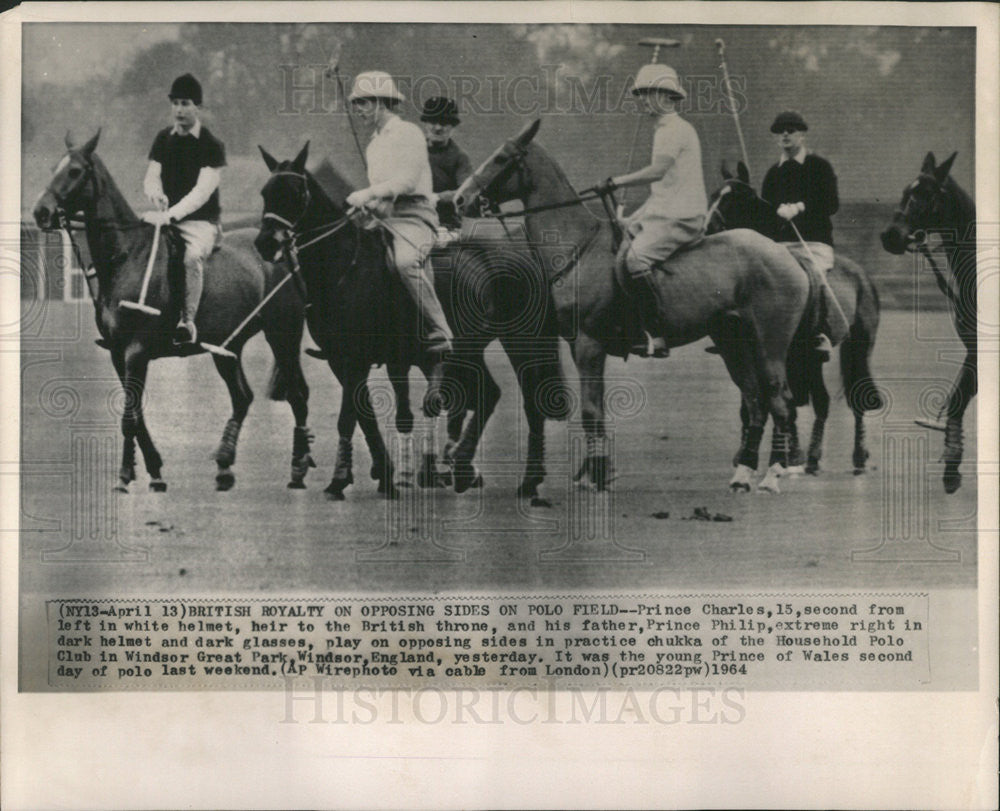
[{"x1": 596, "y1": 177, "x2": 618, "y2": 196}]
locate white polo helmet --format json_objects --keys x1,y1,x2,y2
[
  {"x1": 631, "y1": 63, "x2": 686, "y2": 100},
  {"x1": 348, "y1": 70, "x2": 405, "y2": 103}
]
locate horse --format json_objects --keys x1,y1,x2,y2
[
  {"x1": 32, "y1": 130, "x2": 313, "y2": 493},
  {"x1": 454, "y1": 120, "x2": 817, "y2": 493},
  {"x1": 253, "y1": 142, "x2": 569, "y2": 500},
  {"x1": 881, "y1": 152, "x2": 977, "y2": 493},
  {"x1": 707, "y1": 161, "x2": 883, "y2": 475}
]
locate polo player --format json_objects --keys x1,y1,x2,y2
[
  {"x1": 596, "y1": 63, "x2": 707, "y2": 358},
  {"x1": 420, "y1": 96, "x2": 473, "y2": 236},
  {"x1": 762, "y1": 110, "x2": 848, "y2": 361},
  {"x1": 345, "y1": 71, "x2": 453, "y2": 356},
  {"x1": 141, "y1": 73, "x2": 226, "y2": 344}
]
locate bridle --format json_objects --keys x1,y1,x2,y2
[
  {"x1": 894, "y1": 173, "x2": 949, "y2": 251},
  {"x1": 262, "y1": 170, "x2": 312, "y2": 231}
]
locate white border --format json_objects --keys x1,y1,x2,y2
[{"x1": 2, "y1": 3, "x2": 997, "y2": 809}]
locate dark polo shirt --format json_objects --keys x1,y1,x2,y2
[
  {"x1": 762, "y1": 151, "x2": 839, "y2": 246},
  {"x1": 427, "y1": 139, "x2": 472, "y2": 229},
  {"x1": 148, "y1": 124, "x2": 226, "y2": 223}
]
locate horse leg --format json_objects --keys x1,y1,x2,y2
[
  {"x1": 354, "y1": 375, "x2": 398, "y2": 499},
  {"x1": 572, "y1": 335, "x2": 612, "y2": 489},
  {"x1": 387, "y1": 363, "x2": 416, "y2": 487},
  {"x1": 806, "y1": 369, "x2": 831, "y2": 475},
  {"x1": 786, "y1": 406, "x2": 806, "y2": 475},
  {"x1": 451, "y1": 351, "x2": 497, "y2": 494},
  {"x1": 715, "y1": 326, "x2": 766, "y2": 493},
  {"x1": 758, "y1": 357, "x2": 796, "y2": 495},
  {"x1": 110, "y1": 346, "x2": 163, "y2": 492},
  {"x1": 324, "y1": 367, "x2": 359, "y2": 501},
  {"x1": 262, "y1": 325, "x2": 314, "y2": 489},
  {"x1": 943, "y1": 350, "x2": 977, "y2": 494},
  {"x1": 211, "y1": 353, "x2": 254, "y2": 491},
  {"x1": 506, "y1": 346, "x2": 548, "y2": 499}
]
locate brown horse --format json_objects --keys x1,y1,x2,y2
[
  {"x1": 881, "y1": 152, "x2": 976, "y2": 493},
  {"x1": 708, "y1": 161, "x2": 883, "y2": 475},
  {"x1": 455, "y1": 120, "x2": 814, "y2": 493},
  {"x1": 33, "y1": 131, "x2": 313, "y2": 493}
]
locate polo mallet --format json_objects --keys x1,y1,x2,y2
[
  {"x1": 200, "y1": 263, "x2": 297, "y2": 359},
  {"x1": 325, "y1": 37, "x2": 368, "y2": 172},
  {"x1": 119, "y1": 220, "x2": 163, "y2": 316},
  {"x1": 715, "y1": 38, "x2": 751, "y2": 175},
  {"x1": 618, "y1": 37, "x2": 682, "y2": 219}
]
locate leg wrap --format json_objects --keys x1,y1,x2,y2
[
  {"x1": 215, "y1": 418, "x2": 241, "y2": 467},
  {"x1": 333, "y1": 437, "x2": 353, "y2": 482},
  {"x1": 736, "y1": 425, "x2": 763, "y2": 470}
]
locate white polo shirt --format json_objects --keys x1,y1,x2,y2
[
  {"x1": 640, "y1": 112, "x2": 707, "y2": 219},
  {"x1": 365, "y1": 113, "x2": 434, "y2": 200}
]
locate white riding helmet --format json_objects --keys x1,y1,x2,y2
[
  {"x1": 631, "y1": 63, "x2": 686, "y2": 100},
  {"x1": 348, "y1": 70, "x2": 405, "y2": 103}
]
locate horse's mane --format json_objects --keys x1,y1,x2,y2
[
  {"x1": 310, "y1": 158, "x2": 355, "y2": 209},
  {"x1": 89, "y1": 152, "x2": 139, "y2": 224},
  {"x1": 525, "y1": 142, "x2": 580, "y2": 197},
  {"x1": 944, "y1": 175, "x2": 976, "y2": 226}
]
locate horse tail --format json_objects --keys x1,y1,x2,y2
[{"x1": 840, "y1": 264, "x2": 883, "y2": 413}]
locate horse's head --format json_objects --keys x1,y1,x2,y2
[
  {"x1": 705, "y1": 161, "x2": 766, "y2": 235},
  {"x1": 454, "y1": 118, "x2": 541, "y2": 215},
  {"x1": 255, "y1": 141, "x2": 312, "y2": 261},
  {"x1": 33, "y1": 130, "x2": 102, "y2": 230},
  {"x1": 881, "y1": 151, "x2": 958, "y2": 254}
]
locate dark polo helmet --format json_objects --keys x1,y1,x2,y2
[
  {"x1": 169, "y1": 73, "x2": 203, "y2": 106},
  {"x1": 420, "y1": 97, "x2": 460, "y2": 126},
  {"x1": 770, "y1": 111, "x2": 808, "y2": 133}
]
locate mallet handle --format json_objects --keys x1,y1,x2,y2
[{"x1": 137, "y1": 222, "x2": 161, "y2": 306}]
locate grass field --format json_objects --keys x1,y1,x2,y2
[{"x1": 19, "y1": 303, "x2": 977, "y2": 598}]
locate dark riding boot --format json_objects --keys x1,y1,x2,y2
[{"x1": 630, "y1": 273, "x2": 669, "y2": 358}]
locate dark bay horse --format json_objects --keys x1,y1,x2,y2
[
  {"x1": 881, "y1": 152, "x2": 976, "y2": 493},
  {"x1": 707, "y1": 161, "x2": 883, "y2": 475},
  {"x1": 33, "y1": 131, "x2": 313, "y2": 493},
  {"x1": 455, "y1": 120, "x2": 814, "y2": 493},
  {"x1": 253, "y1": 143, "x2": 568, "y2": 500}
]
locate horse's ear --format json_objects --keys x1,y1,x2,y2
[
  {"x1": 921, "y1": 151, "x2": 936, "y2": 175},
  {"x1": 80, "y1": 128, "x2": 101, "y2": 157},
  {"x1": 737, "y1": 161, "x2": 750, "y2": 184},
  {"x1": 258, "y1": 145, "x2": 278, "y2": 172},
  {"x1": 292, "y1": 141, "x2": 310, "y2": 173},
  {"x1": 64, "y1": 130, "x2": 74, "y2": 150},
  {"x1": 934, "y1": 151, "x2": 957, "y2": 184},
  {"x1": 720, "y1": 161, "x2": 732, "y2": 180},
  {"x1": 515, "y1": 118, "x2": 541, "y2": 148}
]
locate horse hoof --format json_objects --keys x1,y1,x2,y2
[
  {"x1": 852, "y1": 449, "x2": 871, "y2": 471},
  {"x1": 326, "y1": 476, "x2": 352, "y2": 496},
  {"x1": 325, "y1": 488, "x2": 346, "y2": 501},
  {"x1": 215, "y1": 470, "x2": 235, "y2": 491},
  {"x1": 287, "y1": 480, "x2": 307, "y2": 489},
  {"x1": 729, "y1": 464, "x2": 755, "y2": 493},
  {"x1": 149, "y1": 479, "x2": 167, "y2": 493},
  {"x1": 517, "y1": 477, "x2": 543, "y2": 499},
  {"x1": 215, "y1": 448, "x2": 236, "y2": 469},
  {"x1": 943, "y1": 465, "x2": 962, "y2": 494},
  {"x1": 805, "y1": 458, "x2": 820, "y2": 475},
  {"x1": 453, "y1": 462, "x2": 477, "y2": 494}
]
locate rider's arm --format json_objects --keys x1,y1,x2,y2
[
  {"x1": 167, "y1": 167, "x2": 221, "y2": 221},
  {"x1": 612, "y1": 124, "x2": 678, "y2": 189}
]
